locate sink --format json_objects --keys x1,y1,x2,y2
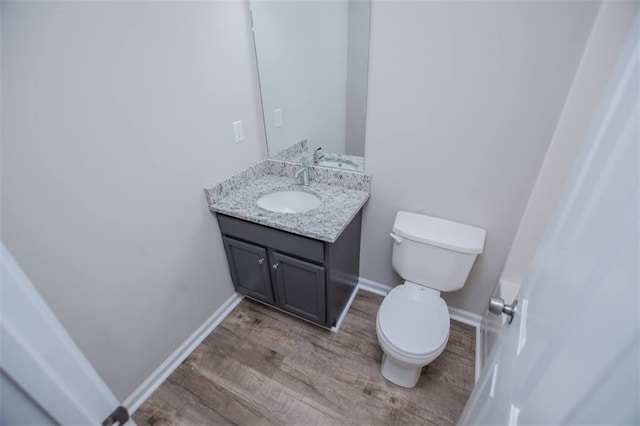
[
  {"x1": 256, "y1": 190, "x2": 322, "y2": 213},
  {"x1": 318, "y1": 160, "x2": 359, "y2": 171}
]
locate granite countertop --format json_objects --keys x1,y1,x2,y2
[{"x1": 204, "y1": 160, "x2": 370, "y2": 243}]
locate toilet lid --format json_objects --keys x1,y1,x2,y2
[{"x1": 378, "y1": 285, "x2": 450, "y2": 356}]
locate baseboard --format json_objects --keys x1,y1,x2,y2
[
  {"x1": 448, "y1": 307, "x2": 482, "y2": 383},
  {"x1": 448, "y1": 306, "x2": 482, "y2": 327},
  {"x1": 331, "y1": 285, "x2": 359, "y2": 333},
  {"x1": 357, "y1": 276, "x2": 483, "y2": 382},
  {"x1": 357, "y1": 277, "x2": 394, "y2": 296},
  {"x1": 475, "y1": 327, "x2": 483, "y2": 383},
  {"x1": 123, "y1": 292, "x2": 244, "y2": 414}
]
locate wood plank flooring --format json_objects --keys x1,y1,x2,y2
[{"x1": 133, "y1": 291, "x2": 476, "y2": 425}]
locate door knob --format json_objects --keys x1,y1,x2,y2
[
  {"x1": 258, "y1": 257, "x2": 265, "y2": 265},
  {"x1": 489, "y1": 298, "x2": 518, "y2": 324},
  {"x1": 272, "y1": 262, "x2": 280, "y2": 270}
]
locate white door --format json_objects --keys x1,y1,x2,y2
[
  {"x1": 0, "y1": 244, "x2": 133, "y2": 425},
  {"x1": 479, "y1": 279, "x2": 520, "y2": 372},
  {"x1": 460, "y1": 16, "x2": 639, "y2": 425}
]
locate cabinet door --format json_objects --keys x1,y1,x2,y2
[
  {"x1": 223, "y1": 237, "x2": 274, "y2": 304},
  {"x1": 272, "y1": 252, "x2": 326, "y2": 325}
]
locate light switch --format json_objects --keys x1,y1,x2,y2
[
  {"x1": 274, "y1": 108, "x2": 283, "y2": 128},
  {"x1": 232, "y1": 120, "x2": 244, "y2": 143}
]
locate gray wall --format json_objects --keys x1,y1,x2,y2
[
  {"x1": 252, "y1": 1, "x2": 348, "y2": 156},
  {"x1": 360, "y1": 0, "x2": 600, "y2": 315},
  {"x1": 345, "y1": 0, "x2": 371, "y2": 157},
  {"x1": 501, "y1": 1, "x2": 640, "y2": 287},
  {"x1": 1, "y1": 1, "x2": 266, "y2": 400}
]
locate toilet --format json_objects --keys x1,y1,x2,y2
[{"x1": 376, "y1": 211, "x2": 486, "y2": 388}]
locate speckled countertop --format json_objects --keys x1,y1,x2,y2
[{"x1": 204, "y1": 160, "x2": 370, "y2": 242}]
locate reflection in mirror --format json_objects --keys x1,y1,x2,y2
[{"x1": 250, "y1": 0, "x2": 370, "y2": 172}]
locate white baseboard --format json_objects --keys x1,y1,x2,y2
[
  {"x1": 448, "y1": 306, "x2": 482, "y2": 327},
  {"x1": 357, "y1": 276, "x2": 483, "y2": 382},
  {"x1": 123, "y1": 292, "x2": 244, "y2": 414},
  {"x1": 331, "y1": 285, "x2": 359, "y2": 333},
  {"x1": 357, "y1": 277, "x2": 395, "y2": 296},
  {"x1": 475, "y1": 327, "x2": 483, "y2": 383},
  {"x1": 447, "y1": 308, "x2": 482, "y2": 383}
]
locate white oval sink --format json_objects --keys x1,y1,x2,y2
[{"x1": 256, "y1": 190, "x2": 321, "y2": 214}]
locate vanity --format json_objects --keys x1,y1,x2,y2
[
  {"x1": 205, "y1": 160, "x2": 370, "y2": 329},
  {"x1": 205, "y1": 0, "x2": 372, "y2": 329}
]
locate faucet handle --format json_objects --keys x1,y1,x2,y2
[{"x1": 313, "y1": 147, "x2": 324, "y2": 164}]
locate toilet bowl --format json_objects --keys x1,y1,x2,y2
[
  {"x1": 376, "y1": 282, "x2": 450, "y2": 387},
  {"x1": 376, "y1": 211, "x2": 486, "y2": 388}
]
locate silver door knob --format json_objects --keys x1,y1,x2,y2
[
  {"x1": 272, "y1": 262, "x2": 280, "y2": 270},
  {"x1": 258, "y1": 257, "x2": 265, "y2": 265},
  {"x1": 489, "y1": 298, "x2": 518, "y2": 324}
]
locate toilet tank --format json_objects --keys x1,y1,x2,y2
[{"x1": 391, "y1": 211, "x2": 486, "y2": 292}]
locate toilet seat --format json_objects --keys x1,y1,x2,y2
[{"x1": 377, "y1": 283, "x2": 450, "y2": 358}]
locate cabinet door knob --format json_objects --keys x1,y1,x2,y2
[
  {"x1": 272, "y1": 262, "x2": 280, "y2": 270},
  {"x1": 258, "y1": 257, "x2": 265, "y2": 265}
]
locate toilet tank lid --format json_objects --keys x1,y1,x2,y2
[{"x1": 393, "y1": 211, "x2": 486, "y2": 254}]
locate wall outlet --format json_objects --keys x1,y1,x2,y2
[
  {"x1": 274, "y1": 108, "x2": 283, "y2": 128},
  {"x1": 232, "y1": 120, "x2": 244, "y2": 143}
]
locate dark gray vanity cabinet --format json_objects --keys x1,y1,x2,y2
[
  {"x1": 222, "y1": 237, "x2": 274, "y2": 304},
  {"x1": 272, "y1": 252, "x2": 326, "y2": 324},
  {"x1": 217, "y1": 212, "x2": 362, "y2": 328}
]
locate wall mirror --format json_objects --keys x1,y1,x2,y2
[{"x1": 250, "y1": 0, "x2": 371, "y2": 172}]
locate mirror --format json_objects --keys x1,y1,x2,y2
[{"x1": 250, "y1": 0, "x2": 371, "y2": 172}]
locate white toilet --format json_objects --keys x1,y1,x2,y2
[{"x1": 376, "y1": 211, "x2": 486, "y2": 388}]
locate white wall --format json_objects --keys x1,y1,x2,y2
[
  {"x1": 361, "y1": 0, "x2": 600, "y2": 315},
  {"x1": 1, "y1": 1, "x2": 266, "y2": 400},
  {"x1": 345, "y1": 0, "x2": 371, "y2": 157},
  {"x1": 500, "y1": 1, "x2": 640, "y2": 288},
  {"x1": 252, "y1": 0, "x2": 348, "y2": 156}
]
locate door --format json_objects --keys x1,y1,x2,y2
[
  {"x1": 0, "y1": 244, "x2": 131, "y2": 425},
  {"x1": 223, "y1": 237, "x2": 274, "y2": 304},
  {"x1": 460, "y1": 17, "x2": 639, "y2": 425},
  {"x1": 272, "y1": 252, "x2": 326, "y2": 325}
]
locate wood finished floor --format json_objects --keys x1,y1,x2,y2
[{"x1": 133, "y1": 291, "x2": 476, "y2": 426}]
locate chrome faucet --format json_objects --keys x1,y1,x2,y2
[
  {"x1": 313, "y1": 147, "x2": 325, "y2": 164},
  {"x1": 295, "y1": 157, "x2": 310, "y2": 186}
]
